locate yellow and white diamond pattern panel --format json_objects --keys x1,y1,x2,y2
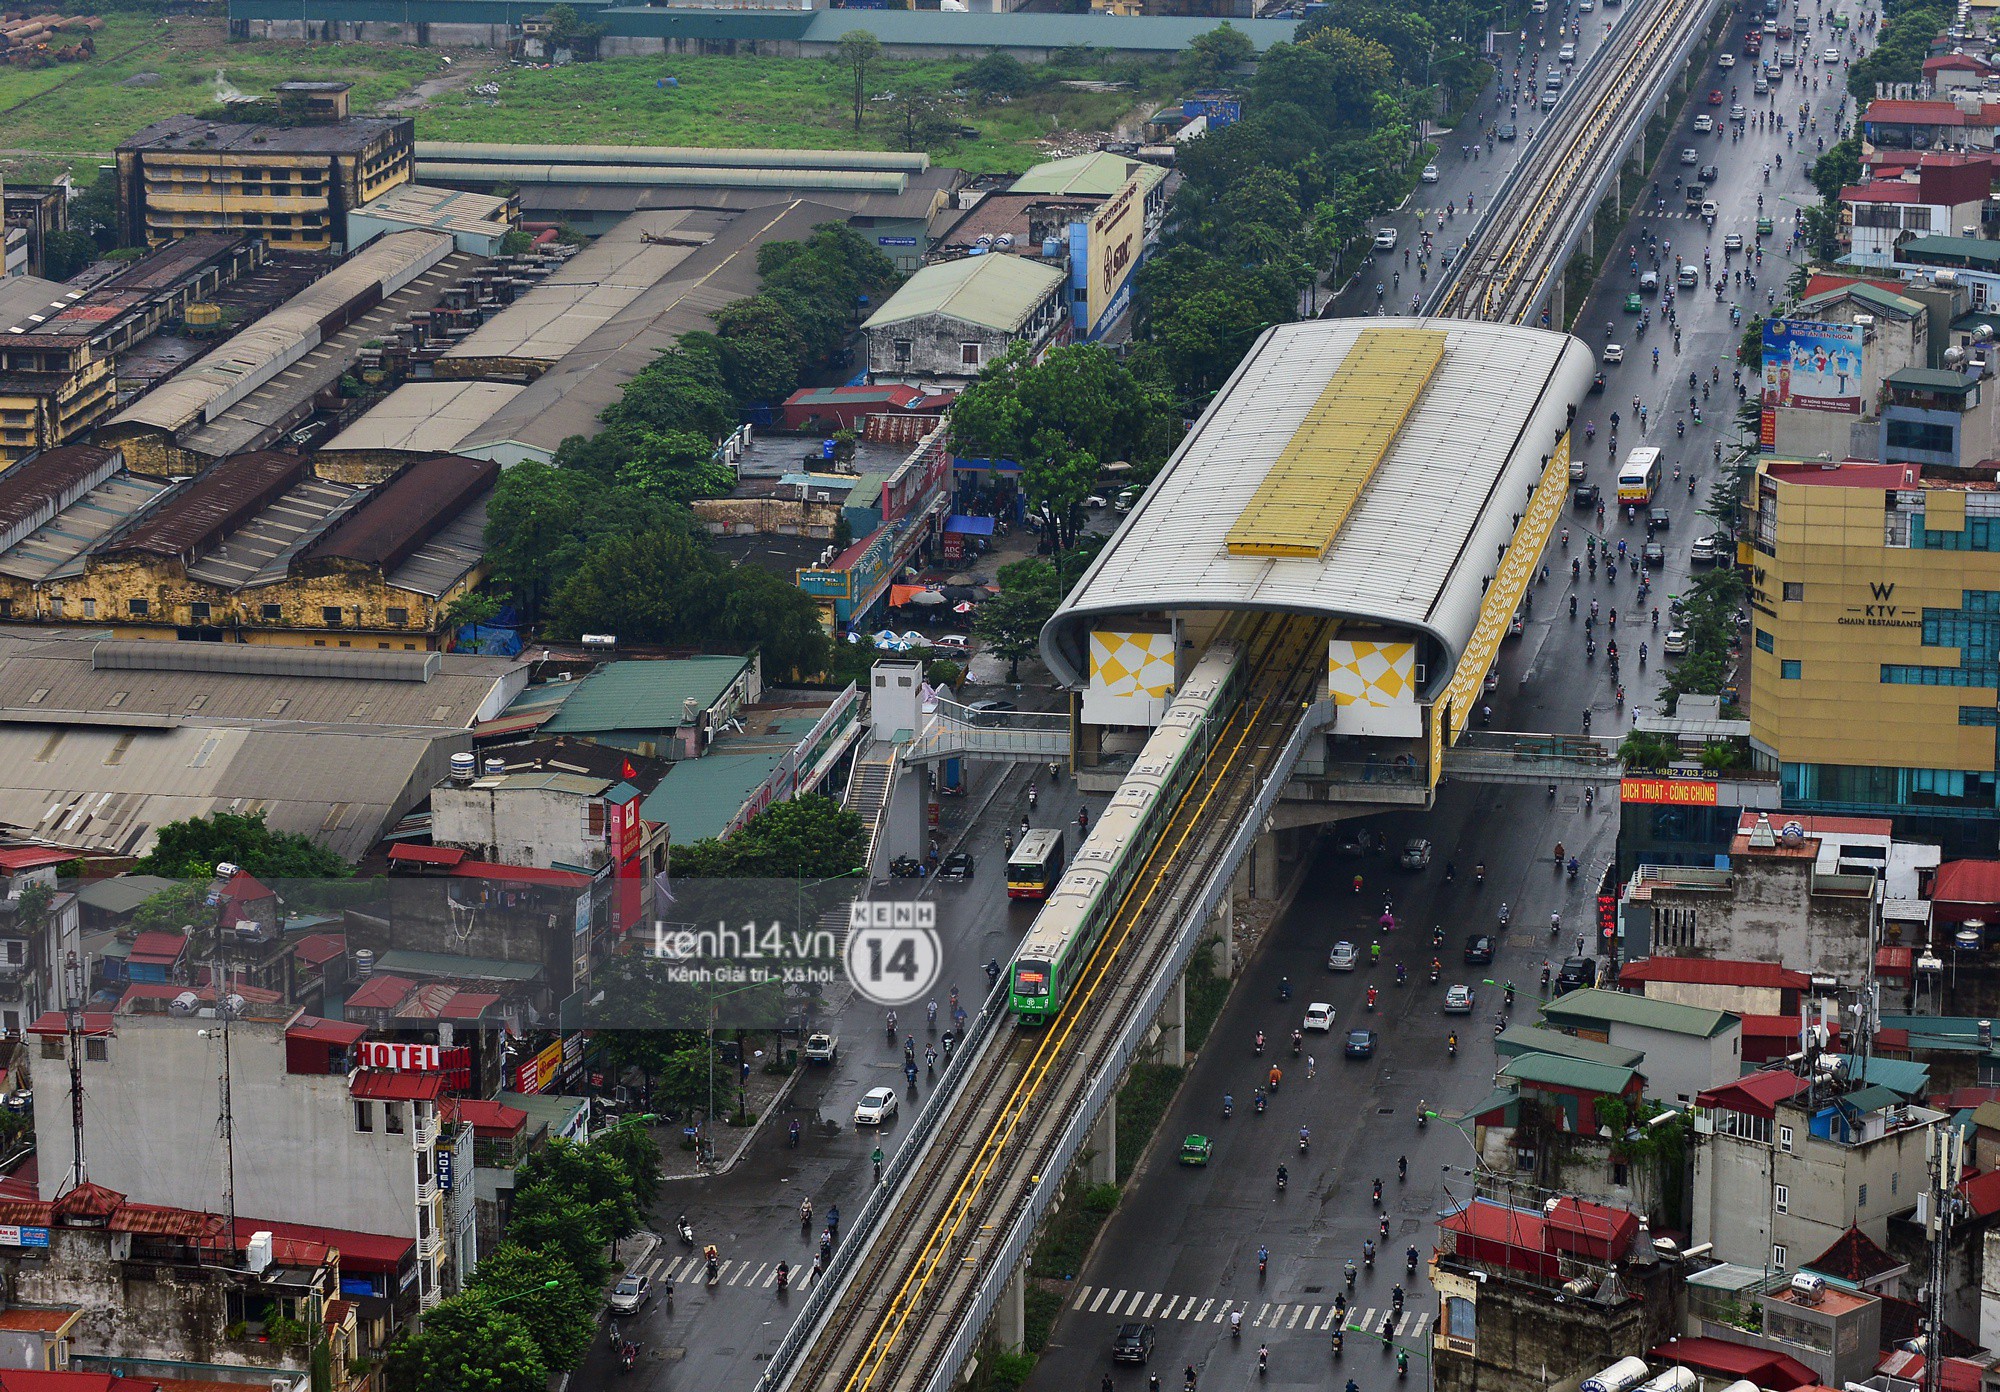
[
  {"x1": 1083, "y1": 629, "x2": 1177, "y2": 727},
  {"x1": 1327, "y1": 637, "x2": 1421, "y2": 738},
  {"x1": 1429, "y1": 430, "x2": 1574, "y2": 784}
]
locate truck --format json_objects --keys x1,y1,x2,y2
[{"x1": 1684, "y1": 180, "x2": 1706, "y2": 210}]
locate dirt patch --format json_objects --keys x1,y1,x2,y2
[{"x1": 378, "y1": 56, "x2": 505, "y2": 112}]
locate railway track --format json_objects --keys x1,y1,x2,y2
[
  {"x1": 1435, "y1": 0, "x2": 1716, "y2": 325},
  {"x1": 783, "y1": 615, "x2": 1330, "y2": 1392}
]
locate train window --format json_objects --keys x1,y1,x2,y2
[{"x1": 1013, "y1": 965, "x2": 1049, "y2": 996}]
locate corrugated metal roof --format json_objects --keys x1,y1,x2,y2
[
  {"x1": 104, "y1": 450, "x2": 313, "y2": 565},
  {"x1": 322, "y1": 381, "x2": 526, "y2": 457},
  {"x1": 386, "y1": 489, "x2": 488, "y2": 599},
  {"x1": 0, "y1": 275, "x2": 70, "y2": 335},
  {"x1": 1226, "y1": 328, "x2": 1446, "y2": 558},
  {"x1": 1008, "y1": 151, "x2": 1167, "y2": 199},
  {"x1": 0, "y1": 473, "x2": 178, "y2": 584},
  {"x1": 640, "y1": 750, "x2": 785, "y2": 842},
  {"x1": 1044, "y1": 318, "x2": 1594, "y2": 687},
  {"x1": 1498, "y1": 1050, "x2": 1640, "y2": 1095},
  {"x1": 1539, "y1": 987, "x2": 1737, "y2": 1037},
  {"x1": 861, "y1": 253, "x2": 1063, "y2": 334},
  {"x1": 298, "y1": 455, "x2": 497, "y2": 576},
  {"x1": 184, "y1": 475, "x2": 363, "y2": 590},
  {"x1": 1493, "y1": 1023, "x2": 1646, "y2": 1069},
  {"x1": 542, "y1": 655, "x2": 752, "y2": 735},
  {"x1": 352, "y1": 182, "x2": 513, "y2": 237},
  {"x1": 0, "y1": 446, "x2": 122, "y2": 554},
  {"x1": 416, "y1": 141, "x2": 928, "y2": 172}
]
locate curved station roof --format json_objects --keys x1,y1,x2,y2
[{"x1": 1043, "y1": 317, "x2": 1595, "y2": 688}]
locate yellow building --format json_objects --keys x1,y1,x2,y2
[
  {"x1": 1745, "y1": 457, "x2": 2000, "y2": 839},
  {"x1": 115, "y1": 98, "x2": 414, "y2": 252}
]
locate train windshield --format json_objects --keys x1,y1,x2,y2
[{"x1": 1012, "y1": 962, "x2": 1050, "y2": 997}]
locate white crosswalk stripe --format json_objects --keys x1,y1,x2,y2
[
  {"x1": 1107, "y1": 1289, "x2": 1131, "y2": 1316},
  {"x1": 1062, "y1": 1285, "x2": 1424, "y2": 1335}
]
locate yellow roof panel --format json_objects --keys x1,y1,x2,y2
[{"x1": 1225, "y1": 328, "x2": 1446, "y2": 558}]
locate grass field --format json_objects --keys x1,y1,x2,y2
[
  {"x1": 0, "y1": 18, "x2": 1174, "y2": 186},
  {"x1": 415, "y1": 54, "x2": 1176, "y2": 174}
]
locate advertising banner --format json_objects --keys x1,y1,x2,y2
[
  {"x1": 1762, "y1": 318, "x2": 1864, "y2": 415},
  {"x1": 1086, "y1": 175, "x2": 1145, "y2": 334},
  {"x1": 1619, "y1": 777, "x2": 1720, "y2": 806}
]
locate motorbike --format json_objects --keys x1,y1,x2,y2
[
  {"x1": 788, "y1": 1118, "x2": 800, "y2": 1148},
  {"x1": 678, "y1": 1216, "x2": 695, "y2": 1246},
  {"x1": 776, "y1": 1263, "x2": 790, "y2": 1294},
  {"x1": 620, "y1": 1342, "x2": 640, "y2": 1375},
  {"x1": 1254, "y1": 1030, "x2": 1265, "y2": 1056},
  {"x1": 1224, "y1": 1095, "x2": 1234, "y2": 1120}
]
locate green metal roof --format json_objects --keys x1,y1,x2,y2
[
  {"x1": 799, "y1": 8, "x2": 1298, "y2": 52},
  {"x1": 1796, "y1": 281, "x2": 1925, "y2": 318},
  {"x1": 1494, "y1": 1023, "x2": 1646, "y2": 1070},
  {"x1": 1499, "y1": 1051, "x2": 1641, "y2": 1096},
  {"x1": 1900, "y1": 233, "x2": 2000, "y2": 268},
  {"x1": 496, "y1": 1089, "x2": 590, "y2": 1136},
  {"x1": 1465, "y1": 1085, "x2": 1521, "y2": 1119},
  {"x1": 1838, "y1": 1054, "x2": 1930, "y2": 1097},
  {"x1": 862, "y1": 254, "x2": 1064, "y2": 334},
  {"x1": 542, "y1": 656, "x2": 753, "y2": 736},
  {"x1": 1888, "y1": 366, "x2": 1976, "y2": 393},
  {"x1": 74, "y1": 874, "x2": 182, "y2": 917},
  {"x1": 373, "y1": 949, "x2": 545, "y2": 982},
  {"x1": 1539, "y1": 987, "x2": 1736, "y2": 1038},
  {"x1": 1837, "y1": 1083, "x2": 1903, "y2": 1116},
  {"x1": 1009, "y1": 151, "x2": 1169, "y2": 198},
  {"x1": 645, "y1": 751, "x2": 788, "y2": 844}
]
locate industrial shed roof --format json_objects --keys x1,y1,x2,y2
[
  {"x1": 415, "y1": 141, "x2": 928, "y2": 172},
  {"x1": 0, "y1": 473, "x2": 178, "y2": 583},
  {"x1": 1043, "y1": 318, "x2": 1594, "y2": 687},
  {"x1": 459, "y1": 200, "x2": 843, "y2": 464},
  {"x1": 861, "y1": 253, "x2": 1063, "y2": 334},
  {"x1": 542, "y1": 655, "x2": 754, "y2": 735},
  {"x1": 184, "y1": 474, "x2": 363, "y2": 590},
  {"x1": 0, "y1": 446, "x2": 123, "y2": 552},
  {"x1": 320, "y1": 380, "x2": 526, "y2": 456},
  {"x1": 103, "y1": 450, "x2": 311, "y2": 565},
  {"x1": 0, "y1": 274, "x2": 69, "y2": 334},
  {"x1": 297, "y1": 455, "x2": 497, "y2": 576},
  {"x1": 1008, "y1": 151, "x2": 1167, "y2": 199}
]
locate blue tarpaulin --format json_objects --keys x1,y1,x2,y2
[{"x1": 944, "y1": 515, "x2": 996, "y2": 536}]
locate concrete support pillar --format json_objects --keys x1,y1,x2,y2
[
  {"x1": 1212, "y1": 897, "x2": 1235, "y2": 979},
  {"x1": 997, "y1": 1263, "x2": 1026, "y2": 1349},
  {"x1": 1160, "y1": 970, "x2": 1187, "y2": 1062},
  {"x1": 1087, "y1": 1105, "x2": 1116, "y2": 1186},
  {"x1": 1253, "y1": 831, "x2": 1281, "y2": 900},
  {"x1": 1550, "y1": 274, "x2": 1566, "y2": 328}
]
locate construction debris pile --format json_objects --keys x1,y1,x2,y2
[{"x1": 0, "y1": 11, "x2": 102, "y2": 64}]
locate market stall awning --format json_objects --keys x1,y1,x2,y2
[{"x1": 944, "y1": 515, "x2": 996, "y2": 536}]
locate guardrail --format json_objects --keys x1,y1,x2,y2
[
  {"x1": 756, "y1": 908, "x2": 1014, "y2": 1392},
  {"x1": 917, "y1": 698, "x2": 1336, "y2": 1392}
]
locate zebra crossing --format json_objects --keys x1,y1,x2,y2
[
  {"x1": 636, "y1": 1250, "x2": 824, "y2": 1291},
  {"x1": 1066, "y1": 1285, "x2": 1431, "y2": 1340}
]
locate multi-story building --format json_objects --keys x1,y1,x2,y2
[
  {"x1": 114, "y1": 99, "x2": 414, "y2": 252},
  {"x1": 1839, "y1": 155, "x2": 1992, "y2": 267},
  {"x1": 29, "y1": 1009, "x2": 463, "y2": 1307},
  {"x1": 1692, "y1": 1068, "x2": 1943, "y2": 1274},
  {"x1": 0, "y1": 845, "x2": 80, "y2": 1035},
  {"x1": 1536, "y1": 988, "x2": 1742, "y2": 1104},
  {"x1": 1744, "y1": 456, "x2": 2000, "y2": 848}
]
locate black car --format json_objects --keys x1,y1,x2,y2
[
  {"x1": 1555, "y1": 956, "x2": 1599, "y2": 993},
  {"x1": 1646, "y1": 509, "x2": 1671, "y2": 535},
  {"x1": 1643, "y1": 541, "x2": 1666, "y2": 568},
  {"x1": 938, "y1": 851, "x2": 975, "y2": 881},
  {"x1": 1699, "y1": 163, "x2": 1720, "y2": 183},
  {"x1": 1464, "y1": 934, "x2": 1495, "y2": 966},
  {"x1": 963, "y1": 699, "x2": 1018, "y2": 725},
  {"x1": 1573, "y1": 483, "x2": 1600, "y2": 509},
  {"x1": 1112, "y1": 1323, "x2": 1157, "y2": 1364},
  {"x1": 1589, "y1": 371, "x2": 1606, "y2": 394},
  {"x1": 1344, "y1": 1028, "x2": 1379, "y2": 1058},
  {"x1": 1496, "y1": 121, "x2": 1518, "y2": 139}
]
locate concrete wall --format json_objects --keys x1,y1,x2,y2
[
  {"x1": 691, "y1": 495, "x2": 841, "y2": 539},
  {"x1": 1639, "y1": 980, "x2": 1786, "y2": 1015},
  {"x1": 1648, "y1": 855, "x2": 1875, "y2": 985},
  {"x1": 866, "y1": 311, "x2": 1028, "y2": 382},
  {"x1": 1600, "y1": 1020, "x2": 1740, "y2": 1105},
  {"x1": 432, "y1": 782, "x2": 606, "y2": 871},
  {"x1": 1432, "y1": 1261, "x2": 1685, "y2": 1392}
]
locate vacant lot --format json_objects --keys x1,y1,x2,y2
[
  {"x1": 417, "y1": 54, "x2": 1174, "y2": 173},
  {"x1": 0, "y1": 18, "x2": 1173, "y2": 184}
]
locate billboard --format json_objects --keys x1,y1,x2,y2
[
  {"x1": 1327, "y1": 636, "x2": 1420, "y2": 738},
  {"x1": 1619, "y1": 776, "x2": 1720, "y2": 806},
  {"x1": 1083, "y1": 629, "x2": 1176, "y2": 726},
  {"x1": 1762, "y1": 318, "x2": 1864, "y2": 415},
  {"x1": 1084, "y1": 175, "x2": 1145, "y2": 335}
]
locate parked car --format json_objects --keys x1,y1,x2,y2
[
  {"x1": 930, "y1": 634, "x2": 970, "y2": 653},
  {"x1": 1400, "y1": 838, "x2": 1433, "y2": 870},
  {"x1": 608, "y1": 1274, "x2": 652, "y2": 1314},
  {"x1": 1464, "y1": 934, "x2": 1495, "y2": 965},
  {"x1": 1113, "y1": 1323, "x2": 1158, "y2": 1364},
  {"x1": 1344, "y1": 1028, "x2": 1379, "y2": 1059},
  {"x1": 1303, "y1": 1002, "x2": 1337, "y2": 1032},
  {"x1": 964, "y1": 698, "x2": 1017, "y2": 723},
  {"x1": 1374, "y1": 227, "x2": 1400, "y2": 252},
  {"x1": 938, "y1": 851, "x2": 975, "y2": 881},
  {"x1": 1328, "y1": 940, "x2": 1360, "y2": 971},
  {"x1": 854, "y1": 1087, "x2": 899, "y2": 1126},
  {"x1": 804, "y1": 1032, "x2": 839, "y2": 1064},
  {"x1": 1556, "y1": 956, "x2": 1599, "y2": 992},
  {"x1": 1443, "y1": 984, "x2": 1475, "y2": 1013},
  {"x1": 1691, "y1": 535, "x2": 1721, "y2": 565}
]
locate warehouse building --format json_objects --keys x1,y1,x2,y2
[
  {"x1": 347, "y1": 181, "x2": 519, "y2": 256},
  {"x1": 0, "y1": 447, "x2": 496, "y2": 648},
  {"x1": 0, "y1": 629, "x2": 525, "y2": 860},
  {"x1": 94, "y1": 230, "x2": 464, "y2": 475},
  {"x1": 862, "y1": 253, "x2": 1067, "y2": 383},
  {"x1": 0, "y1": 234, "x2": 263, "y2": 467},
  {"x1": 114, "y1": 96, "x2": 415, "y2": 251}
]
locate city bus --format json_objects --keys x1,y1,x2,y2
[
  {"x1": 1617, "y1": 447, "x2": 1662, "y2": 505},
  {"x1": 1007, "y1": 829, "x2": 1066, "y2": 900}
]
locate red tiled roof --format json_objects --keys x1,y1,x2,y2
[
  {"x1": 1876, "y1": 946, "x2": 1915, "y2": 975},
  {"x1": 343, "y1": 973, "x2": 415, "y2": 1012},
  {"x1": 387, "y1": 843, "x2": 468, "y2": 868},
  {"x1": 0, "y1": 1309, "x2": 77, "y2": 1333},
  {"x1": 442, "y1": 1097, "x2": 528, "y2": 1135},
  {"x1": 0, "y1": 848, "x2": 71, "y2": 874},
  {"x1": 1875, "y1": 1026, "x2": 1911, "y2": 1049},
  {"x1": 232, "y1": 1216, "x2": 411, "y2": 1274},
  {"x1": 26, "y1": 1012, "x2": 111, "y2": 1037},
  {"x1": 440, "y1": 990, "x2": 502, "y2": 1020},
  {"x1": 1926, "y1": 53, "x2": 1992, "y2": 71},
  {"x1": 1734, "y1": 811, "x2": 1894, "y2": 837},
  {"x1": 1933, "y1": 1085, "x2": 2000, "y2": 1111},
  {"x1": 286, "y1": 1016, "x2": 366, "y2": 1046},
  {"x1": 126, "y1": 931, "x2": 188, "y2": 966},
  {"x1": 1543, "y1": 1195, "x2": 1638, "y2": 1262},
  {"x1": 0, "y1": 1375, "x2": 163, "y2": 1392},
  {"x1": 1960, "y1": 1167, "x2": 2000, "y2": 1218},
  {"x1": 447, "y1": 860, "x2": 592, "y2": 888},
  {"x1": 1865, "y1": 98, "x2": 1971, "y2": 125},
  {"x1": 1697, "y1": 1068, "x2": 1810, "y2": 1117},
  {"x1": 216, "y1": 872, "x2": 272, "y2": 903},
  {"x1": 1802, "y1": 273, "x2": 1909, "y2": 299},
  {"x1": 1741, "y1": 1013, "x2": 1841, "y2": 1041},
  {"x1": 1651, "y1": 1337, "x2": 1818, "y2": 1389},
  {"x1": 350, "y1": 1071, "x2": 445, "y2": 1102},
  {"x1": 1439, "y1": 1199, "x2": 1557, "y2": 1280},
  {"x1": 1806, "y1": 1225, "x2": 1905, "y2": 1281},
  {"x1": 52, "y1": 1183, "x2": 124, "y2": 1222},
  {"x1": 1843, "y1": 182, "x2": 1932, "y2": 203},
  {"x1": 1620, "y1": 957, "x2": 1809, "y2": 990},
  {"x1": 1933, "y1": 859, "x2": 2000, "y2": 908},
  {"x1": 0, "y1": 1156, "x2": 39, "y2": 1203},
  {"x1": 291, "y1": 932, "x2": 346, "y2": 967},
  {"x1": 1878, "y1": 1350, "x2": 1985, "y2": 1390},
  {"x1": 110, "y1": 1200, "x2": 218, "y2": 1238}
]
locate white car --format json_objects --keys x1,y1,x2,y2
[
  {"x1": 1718, "y1": 51, "x2": 1736, "y2": 67},
  {"x1": 1303, "y1": 1002, "x2": 1337, "y2": 1032},
  {"x1": 1693, "y1": 114, "x2": 1714, "y2": 132},
  {"x1": 1443, "y1": 985, "x2": 1475, "y2": 1014},
  {"x1": 1663, "y1": 627, "x2": 1690, "y2": 655},
  {"x1": 854, "y1": 1086, "x2": 899, "y2": 1126},
  {"x1": 930, "y1": 634, "x2": 970, "y2": 653},
  {"x1": 1680, "y1": 147, "x2": 1699, "y2": 164},
  {"x1": 1374, "y1": 227, "x2": 1399, "y2": 252},
  {"x1": 1327, "y1": 940, "x2": 1360, "y2": 971},
  {"x1": 1559, "y1": 42, "x2": 1577, "y2": 61},
  {"x1": 1723, "y1": 232, "x2": 1744, "y2": 252},
  {"x1": 1421, "y1": 164, "x2": 1440, "y2": 183},
  {"x1": 1822, "y1": 46, "x2": 1840, "y2": 61},
  {"x1": 1578, "y1": 0, "x2": 1592, "y2": 12},
  {"x1": 1603, "y1": 343, "x2": 1625, "y2": 365}
]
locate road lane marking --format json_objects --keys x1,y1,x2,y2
[
  {"x1": 1287, "y1": 1306, "x2": 1303, "y2": 1329},
  {"x1": 1142, "y1": 1293, "x2": 1162, "y2": 1318},
  {"x1": 1106, "y1": 1289, "x2": 1129, "y2": 1315},
  {"x1": 1173, "y1": 1296, "x2": 1197, "y2": 1320},
  {"x1": 1255, "y1": 1303, "x2": 1272, "y2": 1327},
  {"x1": 1306, "y1": 1307, "x2": 1321, "y2": 1330},
  {"x1": 1090, "y1": 1288, "x2": 1110, "y2": 1313},
  {"x1": 1073, "y1": 1286, "x2": 1094, "y2": 1311}
]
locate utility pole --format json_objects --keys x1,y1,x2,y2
[
  {"x1": 212, "y1": 947, "x2": 239, "y2": 1261},
  {"x1": 1922, "y1": 1120, "x2": 1966, "y2": 1392},
  {"x1": 59, "y1": 951, "x2": 85, "y2": 1195}
]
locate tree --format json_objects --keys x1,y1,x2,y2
[
  {"x1": 41, "y1": 230, "x2": 98, "y2": 282},
  {"x1": 466, "y1": 1245, "x2": 595, "y2": 1373},
  {"x1": 442, "y1": 591, "x2": 501, "y2": 634},
  {"x1": 973, "y1": 558, "x2": 1059, "y2": 682},
  {"x1": 957, "y1": 52, "x2": 1033, "y2": 98},
  {"x1": 135, "y1": 811, "x2": 349, "y2": 880},
  {"x1": 1809, "y1": 135, "x2": 1861, "y2": 204},
  {"x1": 515, "y1": 1138, "x2": 643, "y2": 1243},
  {"x1": 836, "y1": 31, "x2": 883, "y2": 133},
  {"x1": 895, "y1": 88, "x2": 954, "y2": 154},
  {"x1": 1181, "y1": 23, "x2": 1254, "y2": 87},
  {"x1": 507, "y1": 1185, "x2": 615, "y2": 1290},
  {"x1": 670, "y1": 795, "x2": 865, "y2": 879},
  {"x1": 384, "y1": 1294, "x2": 545, "y2": 1392},
  {"x1": 1616, "y1": 730, "x2": 1677, "y2": 770},
  {"x1": 592, "y1": 1123, "x2": 663, "y2": 1214}
]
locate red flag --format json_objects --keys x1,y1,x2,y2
[{"x1": 621, "y1": 759, "x2": 637, "y2": 780}]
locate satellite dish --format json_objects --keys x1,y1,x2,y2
[{"x1": 168, "y1": 991, "x2": 201, "y2": 1017}]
